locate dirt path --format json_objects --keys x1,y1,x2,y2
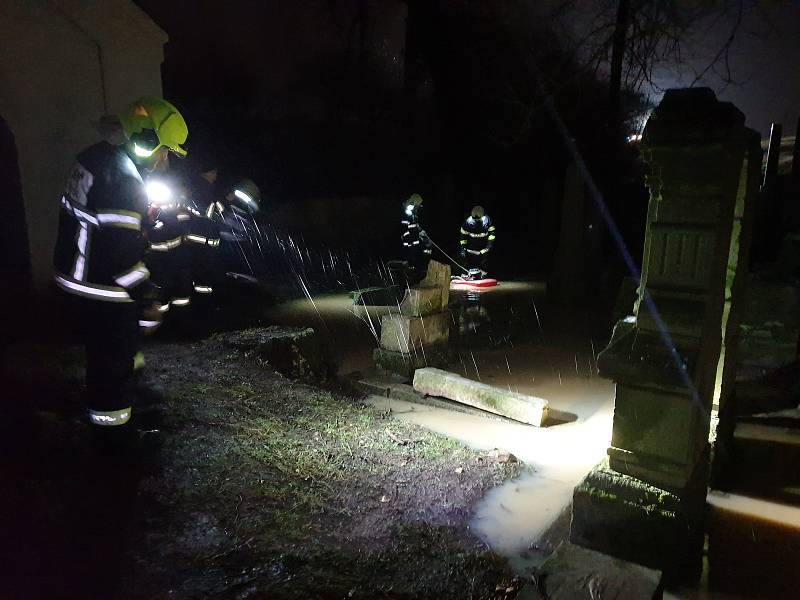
[{"x1": 113, "y1": 331, "x2": 524, "y2": 599}]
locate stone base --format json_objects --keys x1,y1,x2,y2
[
  {"x1": 535, "y1": 542, "x2": 662, "y2": 600},
  {"x1": 379, "y1": 311, "x2": 450, "y2": 353},
  {"x1": 373, "y1": 346, "x2": 450, "y2": 379},
  {"x1": 570, "y1": 458, "x2": 705, "y2": 584},
  {"x1": 400, "y1": 284, "x2": 446, "y2": 316}
]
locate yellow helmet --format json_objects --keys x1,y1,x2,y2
[
  {"x1": 118, "y1": 97, "x2": 188, "y2": 158},
  {"x1": 407, "y1": 193, "x2": 423, "y2": 207}
]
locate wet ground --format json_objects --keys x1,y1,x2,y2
[
  {"x1": 262, "y1": 280, "x2": 618, "y2": 577},
  {"x1": 2, "y1": 326, "x2": 526, "y2": 599},
  {"x1": 260, "y1": 279, "x2": 800, "y2": 600},
  {"x1": 0, "y1": 274, "x2": 636, "y2": 598}
]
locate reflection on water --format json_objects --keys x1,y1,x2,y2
[
  {"x1": 264, "y1": 280, "x2": 615, "y2": 572},
  {"x1": 366, "y1": 383, "x2": 613, "y2": 566},
  {"x1": 261, "y1": 279, "x2": 795, "y2": 597}
]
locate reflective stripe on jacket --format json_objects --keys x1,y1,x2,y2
[
  {"x1": 459, "y1": 215, "x2": 495, "y2": 255},
  {"x1": 52, "y1": 142, "x2": 150, "y2": 302}
]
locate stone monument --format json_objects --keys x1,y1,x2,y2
[
  {"x1": 374, "y1": 260, "x2": 451, "y2": 377},
  {"x1": 570, "y1": 88, "x2": 761, "y2": 580}
]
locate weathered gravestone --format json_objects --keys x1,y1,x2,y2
[
  {"x1": 374, "y1": 260, "x2": 452, "y2": 377},
  {"x1": 570, "y1": 88, "x2": 761, "y2": 581}
]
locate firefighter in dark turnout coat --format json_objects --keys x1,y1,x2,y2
[
  {"x1": 401, "y1": 193, "x2": 432, "y2": 274},
  {"x1": 459, "y1": 205, "x2": 496, "y2": 276},
  {"x1": 53, "y1": 97, "x2": 188, "y2": 444}
]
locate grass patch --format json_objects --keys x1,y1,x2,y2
[{"x1": 123, "y1": 334, "x2": 523, "y2": 598}]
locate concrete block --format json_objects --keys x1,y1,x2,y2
[
  {"x1": 421, "y1": 260, "x2": 450, "y2": 307},
  {"x1": 397, "y1": 259, "x2": 451, "y2": 316},
  {"x1": 412, "y1": 367, "x2": 549, "y2": 427},
  {"x1": 535, "y1": 542, "x2": 662, "y2": 600},
  {"x1": 355, "y1": 377, "x2": 515, "y2": 420},
  {"x1": 379, "y1": 311, "x2": 450, "y2": 353},
  {"x1": 608, "y1": 383, "x2": 702, "y2": 491},
  {"x1": 399, "y1": 284, "x2": 445, "y2": 316},
  {"x1": 422, "y1": 259, "x2": 450, "y2": 285}
]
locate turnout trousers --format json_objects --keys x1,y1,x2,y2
[{"x1": 61, "y1": 293, "x2": 139, "y2": 428}]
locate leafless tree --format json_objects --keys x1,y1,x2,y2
[{"x1": 540, "y1": 0, "x2": 777, "y2": 137}]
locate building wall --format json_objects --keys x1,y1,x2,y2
[{"x1": 0, "y1": 0, "x2": 167, "y2": 288}]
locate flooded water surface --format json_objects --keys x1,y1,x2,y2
[{"x1": 265, "y1": 279, "x2": 616, "y2": 570}]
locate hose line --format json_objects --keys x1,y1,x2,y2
[{"x1": 423, "y1": 233, "x2": 470, "y2": 275}]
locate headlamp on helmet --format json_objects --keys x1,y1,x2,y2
[
  {"x1": 145, "y1": 179, "x2": 173, "y2": 207},
  {"x1": 229, "y1": 179, "x2": 261, "y2": 214}
]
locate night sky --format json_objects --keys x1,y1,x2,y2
[
  {"x1": 135, "y1": 1, "x2": 800, "y2": 140},
  {"x1": 131, "y1": 0, "x2": 800, "y2": 277},
  {"x1": 648, "y1": 1, "x2": 800, "y2": 138}
]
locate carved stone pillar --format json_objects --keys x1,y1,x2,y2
[{"x1": 570, "y1": 88, "x2": 761, "y2": 580}]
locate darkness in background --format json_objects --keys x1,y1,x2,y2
[
  {"x1": 0, "y1": 114, "x2": 32, "y2": 340},
  {"x1": 135, "y1": 0, "x2": 649, "y2": 284}
]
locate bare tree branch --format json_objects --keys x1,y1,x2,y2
[{"x1": 689, "y1": 0, "x2": 745, "y2": 87}]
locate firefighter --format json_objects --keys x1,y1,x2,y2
[
  {"x1": 179, "y1": 146, "x2": 225, "y2": 301},
  {"x1": 185, "y1": 143, "x2": 220, "y2": 214},
  {"x1": 53, "y1": 97, "x2": 188, "y2": 449},
  {"x1": 459, "y1": 205, "x2": 496, "y2": 277},
  {"x1": 144, "y1": 176, "x2": 196, "y2": 323},
  {"x1": 401, "y1": 193, "x2": 432, "y2": 276},
  {"x1": 206, "y1": 178, "x2": 263, "y2": 277}
]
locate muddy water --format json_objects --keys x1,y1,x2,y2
[
  {"x1": 264, "y1": 280, "x2": 615, "y2": 572},
  {"x1": 366, "y1": 392, "x2": 613, "y2": 565},
  {"x1": 262, "y1": 292, "x2": 397, "y2": 374}
]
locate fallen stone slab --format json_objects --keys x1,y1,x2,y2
[
  {"x1": 355, "y1": 377, "x2": 520, "y2": 421},
  {"x1": 534, "y1": 542, "x2": 662, "y2": 600},
  {"x1": 412, "y1": 367, "x2": 549, "y2": 427}
]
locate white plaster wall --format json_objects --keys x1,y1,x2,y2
[{"x1": 0, "y1": 0, "x2": 166, "y2": 288}]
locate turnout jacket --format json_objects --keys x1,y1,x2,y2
[
  {"x1": 459, "y1": 214, "x2": 496, "y2": 256},
  {"x1": 401, "y1": 207, "x2": 432, "y2": 255},
  {"x1": 147, "y1": 195, "x2": 220, "y2": 305},
  {"x1": 53, "y1": 142, "x2": 150, "y2": 302}
]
